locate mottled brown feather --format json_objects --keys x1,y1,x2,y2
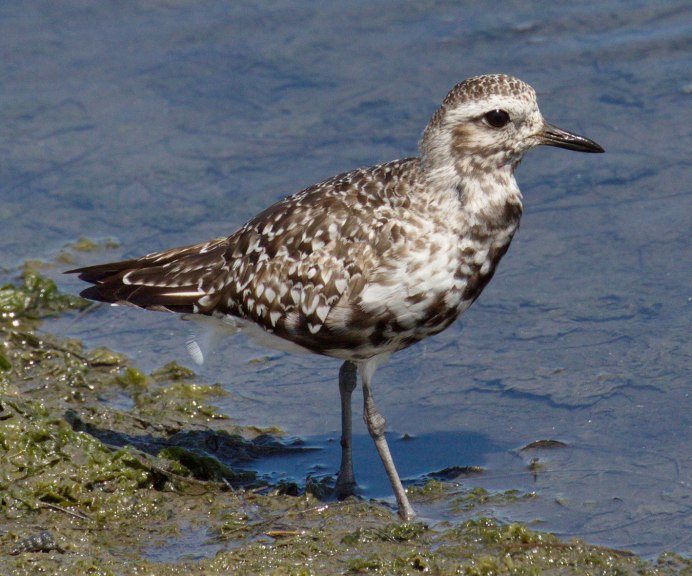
[{"x1": 68, "y1": 73, "x2": 602, "y2": 362}]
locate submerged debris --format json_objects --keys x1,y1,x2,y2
[
  {"x1": 519, "y1": 439, "x2": 569, "y2": 451},
  {"x1": 10, "y1": 531, "x2": 65, "y2": 555}
]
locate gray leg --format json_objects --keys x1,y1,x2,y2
[
  {"x1": 334, "y1": 360, "x2": 357, "y2": 499},
  {"x1": 361, "y1": 367, "x2": 416, "y2": 520}
]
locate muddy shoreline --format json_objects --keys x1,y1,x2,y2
[{"x1": 0, "y1": 268, "x2": 687, "y2": 575}]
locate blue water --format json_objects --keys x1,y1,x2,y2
[{"x1": 2, "y1": 0, "x2": 689, "y2": 558}]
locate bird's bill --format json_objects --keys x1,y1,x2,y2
[{"x1": 540, "y1": 123, "x2": 605, "y2": 153}]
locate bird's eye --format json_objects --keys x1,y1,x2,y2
[{"x1": 483, "y1": 109, "x2": 511, "y2": 128}]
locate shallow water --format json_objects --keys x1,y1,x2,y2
[{"x1": 2, "y1": 0, "x2": 690, "y2": 558}]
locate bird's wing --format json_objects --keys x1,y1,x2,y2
[{"x1": 68, "y1": 159, "x2": 420, "y2": 354}]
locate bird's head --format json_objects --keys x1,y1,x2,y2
[{"x1": 420, "y1": 74, "x2": 604, "y2": 178}]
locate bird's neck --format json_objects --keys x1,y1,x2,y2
[
  {"x1": 420, "y1": 125, "x2": 523, "y2": 210},
  {"x1": 421, "y1": 154, "x2": 523, "y2": 226},
  {"x1": 456, "y1": 163, "x2": 523, "y2": 216}
]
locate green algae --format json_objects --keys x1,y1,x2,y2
[
  {"x1": 0, "y1": 270, "x2": 689, "y2": 575},
  {"x1": 56, "y1": 237, "x2": 121, "y2": 267},
  {"x1": 450, "y1": 486, "x2": 537, "y2": 514},
  {"x1": 151, "y1": 360, "x2": 197, "y2": 381},
  {"x1": 0, "y1": 269, "x2": 88, "y2": 319},
  {"x1": 158, "y1": 445, "x2": 255, "y2": 483},
  {"x1": 0, "y1": 397, "x2": 165, "y2": 522},
  {"x1": 342, "y1": 521, "x2": 428, "y2": 545}
]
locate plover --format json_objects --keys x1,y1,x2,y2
[{"x1": 68, "y1": 74, "x2": 604, "y2": 520}]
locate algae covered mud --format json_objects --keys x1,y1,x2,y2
[{"x1": 0, "y1": 266, "x2": 688, "y2": 575}]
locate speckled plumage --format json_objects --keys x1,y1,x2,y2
[
  {"x1": 68, "y1": 74, "x2": 604, "y2": 519},
  {"x1": 76, "y1": 155, "x2": 517, "y2": 361}
]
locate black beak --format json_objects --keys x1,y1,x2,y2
[{"x1": 540, "y1": 123, "x2": 604, "y2": 153}]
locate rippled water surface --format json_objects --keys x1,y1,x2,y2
[{"x1": 2, "y1": 0, "x2": 689, "y2": 557}]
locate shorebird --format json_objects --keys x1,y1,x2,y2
[{"x1": 68, "y1": 74, "x2": 604, "y2": 520}]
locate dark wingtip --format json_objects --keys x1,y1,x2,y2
[
  {"x1": 64, "y1": 261, "x2": 135, "y2": 285},
  {"x1": 79, "y1": 285, "x2": 117, "y2": 303}
]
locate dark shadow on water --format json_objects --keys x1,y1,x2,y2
[
  {"x1": 67, "y1": 405, "x2": 496, "y2": 498},
  {"x1": 250, "y1": 429, "x2": 498, "y2": 499},
  {"x1": 65, "y1": 408, "x2": 317, "y2": 488}
]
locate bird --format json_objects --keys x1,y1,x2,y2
[{"x1": 67, "y1": 74, "x2": 604, "y2": 520}]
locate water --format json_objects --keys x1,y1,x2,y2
[{"x1": 2, "y1": 0, "x2": 690, "y2": 558}]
